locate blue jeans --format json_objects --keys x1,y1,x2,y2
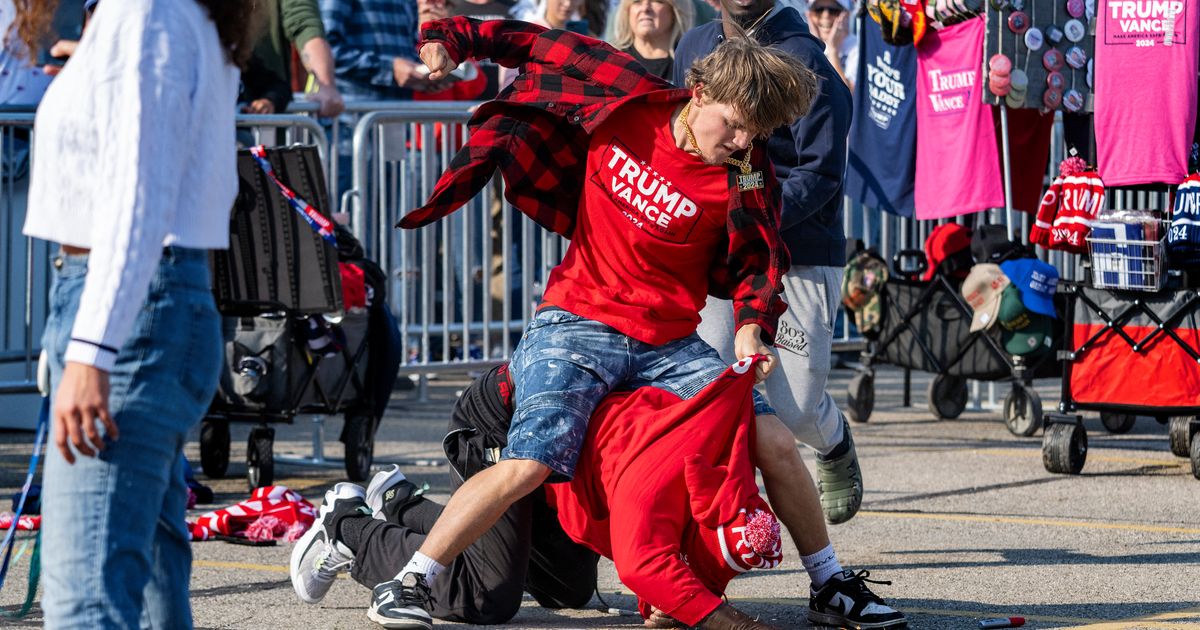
[
  {"x1": 504, "y1": 308, "x2": 772, "y2": 482},
  {"x1": 41, "y1": 247, "x2": 221, "y2": 629}
]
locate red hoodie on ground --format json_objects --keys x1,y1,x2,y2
[{"x1": 545, "y1": 356, "x2": 783, "y2": 626}]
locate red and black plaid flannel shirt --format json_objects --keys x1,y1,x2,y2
[{"x1": 399, "y1": 17, "x2": 790, "y2": 342}]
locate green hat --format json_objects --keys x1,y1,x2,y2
[{"x1": 997, "y1": 285, "x2": 1053, "y2": 356}]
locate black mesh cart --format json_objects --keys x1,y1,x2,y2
[{"x1": 847, "y1": 250, "x2": 1060, "y2": 436}]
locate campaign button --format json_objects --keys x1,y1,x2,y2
[
  {"x1": 1043, "y1": 48, "x2": 1065, "y2": 71},
  {"x1": 1046, "y1": 70, "x2": 1065, "y2": 89},
  {"x1": 1024, "y1": 26, "x2": 1044, "y2": 50},
  {"x1": 989, "y1": 53, "x2": 1013, "y2": 75},
  {"x1": 1009, "y1": 68, "x2": 1029, "y2": 91},
  {"x1": 1063, "y1": 89, "x2": 1084, "y2": 112},
  {"x1": 1064, "y1": 18, "x2": 1086, "y2": 42},
  {"x1": 1065, "y1": 45, "x2": 1087, "y2": 68},
  {"x1": 1043, "y1": 87, "x2": 1063, "y2": 109},
  {"x1": 1066, "y1": 0, "x2": 1084, "y2": 17},
  {"x1": 1008, "y1": 10, "x2": 1030, "y2": 33}
]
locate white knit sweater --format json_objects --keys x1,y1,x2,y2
[{"x1": 24, "y1": 0, "x2": 239, "y2": 371}]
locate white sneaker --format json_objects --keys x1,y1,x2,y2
[{"x1": 289, "y1": 483, "x2": 366, "y2": 604}]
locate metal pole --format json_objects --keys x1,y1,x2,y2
[{"x1": 999, "y1": 105, "x2": 1016, "y2": 229}]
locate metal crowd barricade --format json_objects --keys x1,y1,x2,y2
[
  {"x1": 0, "y1": 111, "x2": 47, "y2": 429},
  {"x1": 347, "y1": 104, "x2": 572, "y2": 389}
]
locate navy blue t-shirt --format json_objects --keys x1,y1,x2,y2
[{"x1": 845, "y1": 16, "x2": 918, "y2": 217}]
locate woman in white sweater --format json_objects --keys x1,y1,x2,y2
[{"x1": 16, "y1": 1, "x2": 254, "y2": 627}]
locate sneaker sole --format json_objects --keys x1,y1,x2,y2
[
  {"x1": 366, "y1": 465, "x2": 407, "y2": 519},
  {"x1": 807, "y1": 610, "x2": 908, "y2": 629},
  {"x1": 367, "y1": 606, "x2": 433, "y2": 629},
  {"x1": 289, "y1": 522, "x2": 327, "y2": 604}
]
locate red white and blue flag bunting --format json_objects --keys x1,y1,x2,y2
[{"x1": 248, "y1": 145, "x2": 336, "y2": 245}]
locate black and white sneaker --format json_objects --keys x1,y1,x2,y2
[
  {"x1": 808, "y1": 569, "x2": 907, "y2": 629},
  {"x1": 368, "y1": 572, "x2": 434, "y2": 629},
  {"x1": 365, "y1": 464, "x2": 425, "y2": 521}
]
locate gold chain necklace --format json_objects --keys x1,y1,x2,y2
[{"x1": 678, "y1": 100, "x2": 753, "y2": 175}]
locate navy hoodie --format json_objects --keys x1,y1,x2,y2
[{"x1": 673, "y1": 7, "x2": 853, "y2": 267}]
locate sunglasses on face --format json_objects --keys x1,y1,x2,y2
[{"x1": 811, "y1": 5, "x2": 847, "y2": 14}]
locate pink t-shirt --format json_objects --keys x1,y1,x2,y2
[
  {"x1": 915, "y1": 19, "x2": 1005, "y2": 220},
  {"x1": 1095, "y1": 0, "x2": 1198, "y2": 186}
]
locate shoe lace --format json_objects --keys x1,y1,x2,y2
[
  {"x1": 314, "y1": 546, "x2": 352, "y2": 577},
  {"x1": 841, "y1": 570, "x2": 890, "y2": 605},
  {"x1": 395, "y1": 574, "x2": 432, "y2": 606}
]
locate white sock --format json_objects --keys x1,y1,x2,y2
[
  {"x1": 801, "y1": 543, "x2": 843, "y2": 588},
  {"x1": 395, "y1": 551, "x2": 445, "y2": 583}
]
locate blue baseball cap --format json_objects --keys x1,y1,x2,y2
[{"x1": 1000, "y1": 258, "x2": 1058, "y2": 318}]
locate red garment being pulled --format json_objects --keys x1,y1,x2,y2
[{"x1": 545, "y1": 357, "x2": 782, "y2": 626}]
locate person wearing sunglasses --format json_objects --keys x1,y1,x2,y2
[
  {"x1": 807, "y1": 0, "x2": 857, "y2": 90},
  {"x1": 806, "y1": 0, "x2": 854, "y2": 89}
]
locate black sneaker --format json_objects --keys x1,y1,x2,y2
[
  {"x1": 368, "y1": 572, "x2": 434, "y2": 629},
  {"x1": 808, "y1": 569, "x2": 906, "y2": 629}
]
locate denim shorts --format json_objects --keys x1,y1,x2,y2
[{"x1": 504, "y1": 308, "x2": 773, "y2": 482}]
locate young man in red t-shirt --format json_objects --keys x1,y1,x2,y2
[{"x1": 302, "y1": 17, "x2": 851, "y2": 630}]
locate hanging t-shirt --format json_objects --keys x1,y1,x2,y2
[
  {"x1": 914, "y1": 18, "x2": 1005, "y2": 219},
  {"x1": 1095, "y1": 0, "x2": 1199, "y2": 186},
  {"x1": 541, "y1": 99, "x2": 732, "y2": 345},
  {"x1": 846, "y1": 16, "x2": 918, "y2": 217}
]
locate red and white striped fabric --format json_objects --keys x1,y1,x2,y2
[
  {"x1": 189, "y1": 486, "x2": 316, "y2": 541},
  {"x1": 0, "y1": 514, "x2": 40, "y2": 531},
  {"x1": 1030, "y1": 170, "x2": 1106, "y2": 254}
]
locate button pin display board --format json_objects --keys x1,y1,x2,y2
[{"x1": 984, "y1": 0, "x2": 1095, "y2": 111}]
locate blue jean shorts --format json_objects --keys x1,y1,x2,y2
[{"x1": 504, "y1": 308, "x2": 773, "y2": 482}]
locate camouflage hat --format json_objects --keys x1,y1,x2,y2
[{"x1": 842, "y1": 251, "x2": 889, "y2": 336}]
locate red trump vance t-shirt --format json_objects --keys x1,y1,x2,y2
[{"x1": 542, "y1": 99, "x2": 733, "y2": 345}]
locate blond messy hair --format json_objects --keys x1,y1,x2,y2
[{"x1": 684, "y1": 37, "x2": 819, "y2": 136}]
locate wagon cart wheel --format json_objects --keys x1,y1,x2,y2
[
  {"x1": 927, "y1": 374, "x2": 968, "y2": 420},
  {"x1": 1100, "y1": 412, "x2": 1137, "y2": 435},
  {"x1": 846, "y1": 371, "x2": 875, "y2": 423},
  {"x1": 343, "y1": 411, "x2": 376, "y2": 482},
  {"x1": 199, "y1": 418, "x2": 231, "y2": 478},
  {"x1": 1003, "y1": 383, "x2": 1043, "y2": 437},
  {"x1": 1043, "y1": 421, "x2": 1088, "y2": 475},
  {"x1": 246, "y1": 426, "x2": 275, "y2": 490},
  {"x1": 1169, "y1": 416, "x2": 1194, "y2": 457},
  {"x1": 1191, "y1": 433, "x2": 1200, "y2": 481}
]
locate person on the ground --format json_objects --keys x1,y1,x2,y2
[
  {"x1": 674, "y1": 2, "x2": 906, "y2": 628},
  {"x1": 293, "y1": 361, "x2": 789, "y2": 629},
  {"x1": 291, "y1": 366, "x2": 600, "y2": 626},
  {"x1": 806, "y1": 0, "x2": 856, "y2": 90},
  {"x1": 364, "y1": 14, "x2": 898, "y2": 630},
  {"x1": 610, "y1": 0, "x2": 694, "y2": 79},
  {"x1": 17, "y1": 0, "x2": 252, "y2": 627}
]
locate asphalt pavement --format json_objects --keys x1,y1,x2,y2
[{"x1": 0, "y1": 365, "x2": 1197, "y2": 629}]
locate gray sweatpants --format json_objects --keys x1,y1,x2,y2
[{"x1": 697, "y1": 265, "x2": 846, "y2": 455}]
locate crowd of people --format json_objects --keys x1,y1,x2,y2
[{"x1": 3, "y1": 0, "x2": 906, "y2": 628}]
